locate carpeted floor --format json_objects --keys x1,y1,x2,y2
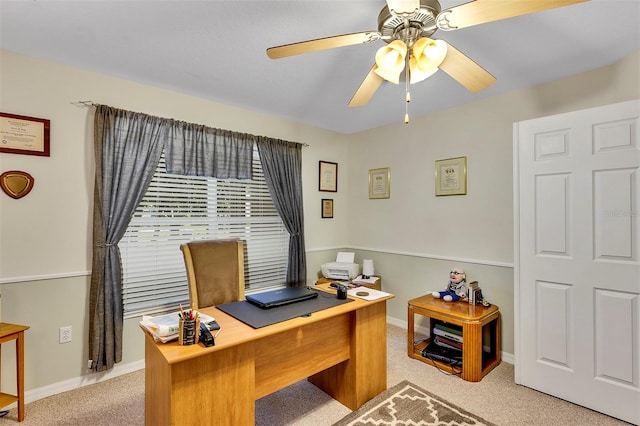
[{"x1": 0, "y1": 325, "x2": 630, "y2": 425}]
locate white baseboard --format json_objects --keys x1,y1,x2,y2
[
  {"x1": 16, "y1": 359, "x2": 145, "y2": 408},
  {"x1": 387, "y1": 315, "x2": 514, "y2": 365}
]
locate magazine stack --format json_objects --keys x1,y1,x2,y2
[{"x1": 433, "y1": 323, "x2": 463, "y2": 352}]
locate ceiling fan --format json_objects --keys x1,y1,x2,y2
[{"x1": 266, "y1": 0, "x2": 589, "y2": 123}]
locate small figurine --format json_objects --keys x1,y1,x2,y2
[{"x1": 432, "y1": 269, "x2": 468, "y2": 302}]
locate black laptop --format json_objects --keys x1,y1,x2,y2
[{"x1": 245, "y1": 287, "x2": 318, "y2": 309}]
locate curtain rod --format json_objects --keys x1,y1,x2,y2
[
  {"x1": 70, "y1": 100, "x2": 310, "y2": 147},
  {"x1": 71, "y1": 100, "x2": 98, "y2": 107}
]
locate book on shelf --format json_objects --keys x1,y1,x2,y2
[
  {"x1": 435, "y1": 322, "x2": 461, "y2": 335},
  {"x1": 434, "y1": 335, "x2": 463, "y2": 351},
  {"x1": 467, "y1": 281, "x2": 479, "y2": 304},
  {"x1": 433, "y1": 324, "x2": 463, "y2": 343}
]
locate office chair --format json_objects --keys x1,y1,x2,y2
[{"x1": 180, "y1": 239, "x2": 245, "y2": 308}]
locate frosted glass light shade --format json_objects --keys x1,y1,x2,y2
[
  {"x1": 409, "y1": 56, "x2": 438, "y2": 83},
  {"x1": 412, "y1": 37, "x2": 447, "y2": 77},
  {"x1": 374, "y1": 40, "x2": 407, "y2": 84},
  {"x1": 362, "y1": 259, "x2": 375, "y2": 277}
]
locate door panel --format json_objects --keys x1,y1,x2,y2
[
  {"x1": 535, "y1": 173, "x2": 570, "y2": 255},
  {"x1": 515, "y1": 99, "x2": 640, "y2": 424}
]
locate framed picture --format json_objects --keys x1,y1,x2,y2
[
  {"x1": 321, "y1": 198, "x2": 334, "y2": 218},
  {"x1": 369, "y1": 167, "x2": 390, "y2": 199},
  {"x1": 0, "y1": 112, "x2": 50, "y2": 157},
  {"x1": 435, "y1": 156, "x2": 467, "y2": 196},
  {"x1": 319, "y1": 161, "x2": 338, "y2": 192}
]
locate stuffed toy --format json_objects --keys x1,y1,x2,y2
[{"x1": 432, "y1": 269, "x2": 467, "y2": 302}]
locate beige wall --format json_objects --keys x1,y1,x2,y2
[{"x1": 0, "y1": 48, "x2": 638, "y2": 398}]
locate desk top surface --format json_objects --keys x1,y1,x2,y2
[{"x1": 142, "y1": 286, "x2": 393, "y2": 364}]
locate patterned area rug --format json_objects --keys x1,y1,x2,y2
[{"x1": 332, "y1": 380, "x2": 497, "y2": 426}]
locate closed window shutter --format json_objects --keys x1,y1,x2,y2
[{"x1": 119, "y1": 146, "x2": 289, "y2": 318}]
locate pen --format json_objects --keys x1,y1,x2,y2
[{"x1": 179, "y1": 304, "x2": 186, "y2": 320}]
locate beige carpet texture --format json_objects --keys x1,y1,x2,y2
[{"x1": 0, "y1": 325, "x2": 630, "y2": 425}]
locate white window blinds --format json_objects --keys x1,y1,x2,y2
[{"x1": 119, "y1": 146, "x2": 289, "y2": 318}]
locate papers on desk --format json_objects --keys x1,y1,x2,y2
[
  {"x1": 347, "y1": 287, "x2": 391, "y2": 301},
  {"x1": 351, "y1": 275, "x2": 380, "y2": 285},
  {"x1": 140, "y1": 311, "x2": 214, "y2": 343}
]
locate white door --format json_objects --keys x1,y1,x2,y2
[{"x1": 514, "y1": 99, "x2": 640, "y2": 424}]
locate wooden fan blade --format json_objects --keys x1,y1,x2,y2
[
  {"x1": 386, "y1": 0, "x2": 420, "y2": 15},
  {"x1": 349, "y1": 65, "x2": 384, "y2": 107},
  {"x1": 438, "y1": 42, "x2": 496, "y2": 93},
  {"x1": 438, "y1": 0, "x2": 589, "y2": 30},
  {"x1": 267, "y1": 31, "x2": 380, "y2": 59}
]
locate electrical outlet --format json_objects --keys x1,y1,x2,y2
[{"x1": 59, "y1": 326, "x2": 72, "y2": 343}]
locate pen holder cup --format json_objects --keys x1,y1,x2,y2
[
  {"x1": 337, "y1": 285, "x2": 348, "y2": 300},
  {"x1": 178, "y1": 319, "x2": 200, "y2": 346}
]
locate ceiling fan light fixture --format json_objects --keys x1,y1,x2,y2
[
  {"x1": 374, "y1": 39, "x2": 407, "y2": 84},
  {"x1": 409, "y1": 56, "x2": 438, "y2": 83},
  {"x1": 412, "y1": 37, "x2": 447, "y2": 72}
]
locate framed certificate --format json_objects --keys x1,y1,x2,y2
[
  {"x1": 369, "y1": 167, "x2": 390, "y2": 199},
  {"x1": 319, "y1": 161, "x2": 337, "y2": 192},
  {"x1": 435, "y1": 156, "x2": 467, "y2": 196},
  {"x1": 321, "y1": 199, "x2": 334, "y2": 218},
  {"x1": 0, "y1": 112, "x2": 50, "y2": 157}
]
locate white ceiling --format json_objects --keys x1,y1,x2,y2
[{"x1": 1, "y1": 0, "x2": 639, "y2": 134}]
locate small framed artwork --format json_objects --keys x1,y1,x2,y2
[
  {"x1": 0, "y1": 112, "x2": 50, "y2": 157},
  {"x1": 319, "y1": 161, "x2": 338, "y2": 192},
  {"x1": 369, "y1": 167, "x2": 390, "y2": 199},
  {"x1": 435, "y1": 156, "x2": 467, "y2": 196},
  {"x1": 321, "y1": 199, "x2": 334, "y2": 218}
]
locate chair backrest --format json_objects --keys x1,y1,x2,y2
[{"x1": 180, "y1": 239, "x2": 245, "y2": 309}]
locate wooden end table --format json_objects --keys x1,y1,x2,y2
[
  {"x1": 407, "y1": 294, "x2": 500, "y2": 382},
  {"x1": 0, "y1": 323, "x2": 29, "y2": 421}
]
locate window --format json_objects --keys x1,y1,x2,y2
[{"x1": 119, "y1": 146, "x2": 289, "y2": 318}]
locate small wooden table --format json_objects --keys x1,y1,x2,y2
[
  {"x1": 407, "y1": 294, "x2": 500, "y2": 382},
  {"x1": 0, "y1": 323, "x2": 29, "y2": 422}
]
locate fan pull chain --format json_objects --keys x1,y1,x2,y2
[{"x1": 405, "y1": 54, "x2": 410, "y2": 124}]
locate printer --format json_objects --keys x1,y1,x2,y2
[{"x1": 321, "y1": 252, "x2": 359, "y2": 280}]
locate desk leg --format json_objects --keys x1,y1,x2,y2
[
  {"x1": 16, "y1": 332, "x2": 25, "y2": 422},
  {"x1": 309, "y1": 302, "x2": 388, "y2": 410}
]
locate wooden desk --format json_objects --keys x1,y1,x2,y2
[
  {"x1": 142, "y1": 289, "x2": 393, "y2": 425},
  {"x1": 0, "y1": 323, "x2": 29, "y2": 422},
  {"x1": 407, "y1": 295, "x2": 500, "y2": 382}
]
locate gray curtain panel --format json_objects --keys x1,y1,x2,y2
[
  {"x1": 256, "y1": 137, "x2": 307, "y2": 287},
  {"x1": 90, "y1": 106, "x2": 167, "y2": 371}
]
